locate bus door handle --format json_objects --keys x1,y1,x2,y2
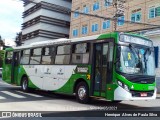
[
  {"x1": 40, "y1": 77, "x2": 43, "y2": 78},
  {"x1": 53, "y1": 78, "x2": 56, "y2": 79}
]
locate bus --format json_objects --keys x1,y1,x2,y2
[{"x1": 2, "y1": 32, "x2": 156, "y2": 103}]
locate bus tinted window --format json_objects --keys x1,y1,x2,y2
[
  {"x1": 72, "y1": 43, "x2": 89, "y2": 64},
  {"x1": 5, "y1": 52, "x2": 13, "y2": 64},
  {"x1": 57, "y1": 45, "x2": 71, "y2": 54},
  {"x1": 30, "y1": 48, "x2": 41, "y2": 64},
  {"x1": 20, "y1": 49, "x2": 30, "y2": 64},
  {"x1": 55, "y1": 55, "x2": 70, "y2": 64},
  {"x1": 42, "y1": 46, "x2": 55, "y2": 64},
  {"x1": 55, "y1": 45, "x2": 71, "y2": 64},
  {"x1": 75, "y1": 43, "x2": 88, "y2": 53}
]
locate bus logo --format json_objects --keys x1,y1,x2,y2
[{"x1": 57, "y1": 68, "x2": 64, "y2": 75}]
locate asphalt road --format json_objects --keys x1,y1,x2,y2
[{"x1": 0, "y1": 78, "x2": 160, "y2": 119}]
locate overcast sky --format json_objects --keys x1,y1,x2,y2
[{"x1": 0, "y1": 0, "x2": 24, "y2": 41}]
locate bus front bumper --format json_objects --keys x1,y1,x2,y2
[{"x1": 114, "y1": 86, "x2": 157, "y2": 101}]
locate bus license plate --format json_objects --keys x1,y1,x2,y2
[{"x1": 140, "y1": 93, "x2": 147, "y2": 97}]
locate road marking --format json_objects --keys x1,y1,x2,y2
[
  {"x1": 16, "y1": 91, "x2": 43, "y2": 98},
  {"x1": 0, "y1": 96, "x2": 6, "y2": 99},
  {"x1": 1, "y1": 91, "x2": 26, "y2": 98}
]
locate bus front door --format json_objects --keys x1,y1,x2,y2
[
  {"x1": 11, "y1": 52, "x2": 20, "y2": 84},
  {"x1": 93, "y1": 43, "x2": 109, "y2": 97}
]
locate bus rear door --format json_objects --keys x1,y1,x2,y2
[
  {"x1": 3, "y1": 51, "x2": 13, "y2": 84},
  {"x1": 11, "y1": 52, "x2": 20, "y2": 84}
]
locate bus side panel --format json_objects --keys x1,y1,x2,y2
[
  {"x1": 17, "y1": 65, "x2": 91, "y2": 94},
  {"x1": 54, "y1": 65, "x2": 91, "y2": 94},
  {"x1": 2, "y1": 64, "x2": 12, "y2": 84},
  {"x1": 17, "y1": 65, "x2": 37, "y2": 89}
]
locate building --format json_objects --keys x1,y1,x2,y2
[
  {"x1": 70, "y1": 0, "x2": 160, "y2": 76},
  {"x1": 22, "y1": 0, "x2": 72, "y2": 45}
]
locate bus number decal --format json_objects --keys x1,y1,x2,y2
[{"x1": 76, "y1": 67, "x2": 88, "y2": 73}]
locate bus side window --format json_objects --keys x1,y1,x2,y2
[
  {"x1": 30, "y1": 48, "x2": 42, "y2": 65},
  {"x1": 41, "y1": 46, "x2": 55, "y2": 64},
  {"x1": 5, "y1": 52, "x2": 13, "y2": 64},
  {"x1": 20, "y1": 49, "x2": 30, "y2": 64},
  {"x1": 72, "y1": 43, "x2": 89, "y2": 64},
  {"x1": 55, "y1": 45, "x2": 71, "y2": 64}
]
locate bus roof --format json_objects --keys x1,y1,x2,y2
[
  {"x1": 13, "y1": 34, "x2": 101, "y2": 50},
  {"x1": 12, "y1": 32, "x2": 151, "y2": 51}
]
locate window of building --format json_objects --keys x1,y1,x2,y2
[
  {"x1": 104, "y1": 0, "x2": 112, "y2": 7},
  {"x1": 117, "y1": 16, "x2": 125, "y2": 26},
  {"x1": 20, "y1": 49, "x2": 30, "y2": 64},
  {"x1": 55, "y1": 45, "x2": 71, "y2": 64},
  {"x1": 103, "y1": 20, "x2": 110, "y2": 29},
  {"x1": 74, "y1": 9, "x2": 79, "y2": 18},
  {"x1": 131, "y1": 12, "x2": 141, "y2": 22},
  {"x1": 149, "y1": 8, "x2": 155, "y2": 18},
  {"x1": 30, "y1": 48, "x2": 42, "y2": 64},
  {"x1": 82, "y1": 25, "x2": 88, "y2": 35},
  {"x1": 72, "y1": 29, "x2": 78, "y2": 37},
  {"x1": 83, "y1": 5, "x2": 89, "y2": 13},
  {"x1": 93, "y1": 2, "x2": 99, "y2": 11},
  {"x1": 72, "y1": 43, "x2": 90, "y2": 64},
  {"x1": 92, "y1": 23, "x2": 98, "y2": 32},
  {"x1": 41, "y1": 46, "x2": 55, "y2": 65},
  {"x1": 149, "y1": 6, "x2": 160, "y2": 19}
]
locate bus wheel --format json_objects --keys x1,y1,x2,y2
[
  {"x1": 21, "y1": 77, "x2": 29, "y2": 92},
  {"x1": 76, "y1": 82, "x2": 90, "y2": 104}
]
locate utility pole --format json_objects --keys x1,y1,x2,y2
[{"x1": 112, "y1": 0, "x2": 126, "y2": 31}]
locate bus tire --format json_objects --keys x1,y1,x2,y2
[
  {"x1": 76, "y1": 82, "x2": 90, "y2": 104},
  {"x1": 111, "y1": 100, "x2": 122, "y2": 103},
  {"x1": 21, "y1": 77, "x2": 29, "y2": 92}
]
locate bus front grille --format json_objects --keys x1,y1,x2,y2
[{"x1": 130, "y1": 90, "x2": 154, "y2": 97}]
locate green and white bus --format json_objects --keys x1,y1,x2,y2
[{"x1": 2, "y1": 32, "x2": 156, "y2": 103}]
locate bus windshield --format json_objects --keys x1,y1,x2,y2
[{"x1": 116, "y1": 45, "x2": 155, "y2": 76}]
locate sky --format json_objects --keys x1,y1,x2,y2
[{"x1": 0, "y1": 0, "x2": 24, "y2": 41}]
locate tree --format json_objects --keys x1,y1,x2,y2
[
  {"x1": 15, "y1": 32, "x2": 23, "y2": 46},
  {"x1": 0, "y1": 35, "x2": 5, "y2": 48}
]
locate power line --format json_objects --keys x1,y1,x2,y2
[
  {"x1": 20, "y1": 0, "x2": 160, "y2": 30},
  {"x1": 22, "y1": 0, "x2": 160, "y2": 27}
]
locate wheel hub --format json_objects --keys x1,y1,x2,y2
[
  {"x1": 23, "y1": 80, "x2": 27, "y2": 90},
  {"x1": 78, "y1": 86, "x2": 86, "y2": 100}
]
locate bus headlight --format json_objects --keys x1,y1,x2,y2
[
  {"x1": 118, "y1": 81, "x2": 123, "y2": 87},
  {"x1": 117, "y1": 80, "x2": 130, "y2": 92},
  {"x1": 124, "y1": 84, "x2": 129, "y2": 91}
]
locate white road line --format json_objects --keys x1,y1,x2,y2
[
  {"x1": 0, "y1": 96, "x2": 6, "y2": 99},
  {"x1": 1, "y1": 91, "x2": 26, "y2": 98},
  {"x1": 16, "y1": 91, "x2": 43, "y2": 98}
]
